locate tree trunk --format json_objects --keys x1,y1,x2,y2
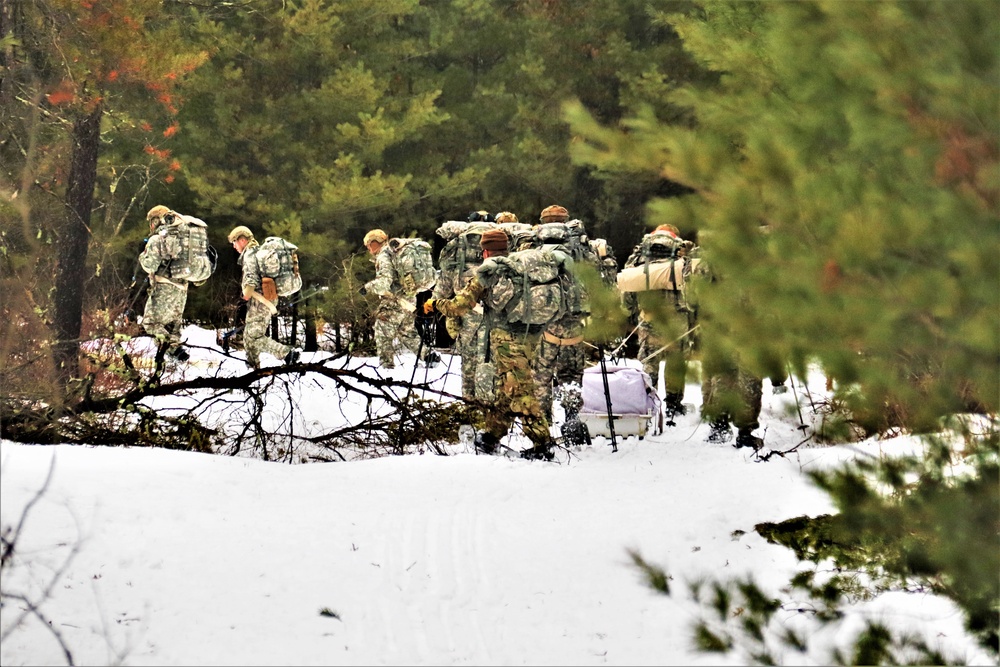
[{"x1": 53, "y1": 103, "x2": 102, "y2": 379}]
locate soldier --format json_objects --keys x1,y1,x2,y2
[
  {"x1": 433, "y1": 218, "x2": 498, "y2": 399},
  {"x1": 685, "y1": 250, "x2": 764, "y2": 449},
  {"x1": 424, "y1": 229, "x2": 556, "y2": 460},
  {"x1": 227, "y1": 226, "x2": 300, "y2": 369},
  {"x1": 361, "y1": 229, "x2": 438, "y2": 370},
  {"x1": 138, "y1": 205, "x2": 191, "y2": 361},
  {"x1": 531, "y1": 205, "x2": 593, "y2": 421},
  {"x1": 620, "y1": 224, "x2": 697, "y2": 423}
]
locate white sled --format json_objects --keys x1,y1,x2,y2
[{"x1": 579, "y1": 364, "x2": 662, "y2": 439}]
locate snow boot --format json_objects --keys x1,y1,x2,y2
[
  {"x1": 520, "y1": 442, "x2": 555, "y2": 461},
  {"x1": 663, "y1": 392, "x2": 686, "y2": 426},
  {"x1": 474, "y1": 431, "x2": 499, "y2": 455}
]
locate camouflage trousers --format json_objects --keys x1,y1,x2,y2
[
  {"x1": 533, "y1": 321, "x2": 587, "y2": 420},
  {"x1": 637, "y1": 320, "x2": 688, "y2": 396},
  {"x1": 485, "y1": 329, "x2": 551, "y2": 448},
  {"x1": 142, "y1": 280, "x2": 188, "y2": 352},
  {"x1": 452, "y1": 310, "x2": 486, "y2": 400},
  {"x1": 700, "y1": 360, "x2": 763, "y2": 431},
  {"x1": 244, "y1": 297, "x2": 291, "y2": 369},
  {"x1": 374, "y1": 300, "x2": 424, "y2": 368}
]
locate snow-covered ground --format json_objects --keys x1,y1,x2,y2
[{"x1": 1, "y1": 326, "x2": 991, "y2": 665}]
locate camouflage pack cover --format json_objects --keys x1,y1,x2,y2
[
  {"x1": 389, "y1": 237, "x2": 436, "y2": 297},
  {"x1": 255, "y1": 236, "x2": 303, "y2": 297},
  {"x1": 482, "y1": 247, "x2": 577, "y2": 327},
  {"x1": 162, "y1": 214, "x2": 214, "y2": 286}
]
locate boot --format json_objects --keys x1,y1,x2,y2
[
  {"x1": 520, "y1": 441, "x2": 555, "y2": 461},
  {"x1": 735, "y1": 429, "x2": 763, "y2": 450},
  {"x1": 474, "y1": 431, "x2": 499, "y2": 455},
  {"x1": 423, "y1": 350, "x2": 441, "y2": 368},
  {"x1": 663, "y1": 392, "x2": 686, "y2": 425},
  {"x1": 284, "y1": 348, "x2": 301, "y2": 365},
  {"x1": 706, "y1": 418, "x2": 732, "y2": 443},
  {"x1": 167, "y1": 346, "x2": 190, "y2": 362}
]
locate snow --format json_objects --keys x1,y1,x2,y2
[{"x1": 1, "y1": 326, "x2": 992, "y2": 666}]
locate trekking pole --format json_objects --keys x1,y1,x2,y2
[
  {"x1": 786, "y1": 366, "x2": 809, "y2": 433},
  {"x1": 597, "y1": 344, "x2": 618, "y2": 452}
]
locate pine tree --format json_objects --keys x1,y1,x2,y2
[{"x1": 568, "y1": 0, "x2": 999, "y2": 433}]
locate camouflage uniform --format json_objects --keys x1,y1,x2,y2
[
  {"x1": 433, "y1": 269, "x2": 551, "y2": 449},
  {"x1": 533, "y1": 315, "x2": 586, "y2": 419},
  {"x1": 530, "y1": 222, "x2": 598, "y2": 419},
  {"x1": 238, "y1": 240, "x2": 292, "y2": 368},
  {"x1": 434, "y1": 222, "x2": 490, "y2": 398},
  {"x1": 622, "y1": 236, "x2": 696, "y2": 415},
  {"x1": 700, "y1": 355, "x2": 763, "y2": 443},
  {"x1": 138, "y1": 232, "x2": 189, "y2": 354},
  {"x1": 365, "y1": 243, "x2": 426, "y2": 368}
]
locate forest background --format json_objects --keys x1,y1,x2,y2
[
  {"x1": 2, "y1": 0, "x2": 998, "y2": 438},
  {"x1": 1, "y1": 1, "x2": 998, "y2": 662}
]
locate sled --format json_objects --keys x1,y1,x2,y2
[{"x1": 579, "y1": 364, "x2": 661, "y2": 439}]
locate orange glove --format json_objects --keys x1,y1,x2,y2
[{"x1": 423, "y1": 298, "x2": 436, "y2": 315}]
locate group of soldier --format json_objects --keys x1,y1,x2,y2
[
  {"x1": 137, "y1": 201, "x2": 766, "y2": 457},
  {"x1": 362, "y1": 204, "x2": 768, "y2": 459},
  {"x1": 136, "y1": 206, "x2": 300, "y2": 370}
]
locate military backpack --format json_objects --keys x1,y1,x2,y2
[
  {"x1": 161, "y1": 214, "x2": 216, "y2": 286},
  {"x1": 483, "y1": 247, "x2": 582, "y2": 330},
  {"x1": 389, "y1": 237, "x2": 437, "y2": 297},
  {"x1": 255, "y1": 236, "x2": 303, "y2": 297}
]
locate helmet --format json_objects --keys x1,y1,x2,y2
[
  {"x1": 539, "y1": 205, "x2": 569, "y2": 223},
  {"x1": 468, "y1": 210, "x2": 495, "y2": 223},
  {"x1": 227, "y1": 226, "x2": 254, "y2": 243},
  {"x1": 146, "y1": 205, "x2": 170, "y2": 222},
  {"x1": 654, "y1": 224, "x2": 680, "y2": 238},
  {"x1": 494, "y1": 211, "x2": 518, "y2": 224},
  {"x1": 363, "y1": 229, "x2": 388, "y2": 246}
]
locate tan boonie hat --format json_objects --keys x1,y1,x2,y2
[
  {"x1": 146, "y1": 205, "x2": 170, "y2": 221},
  {"x1": 539, "y1": 205, "x2": 569, "y2": 223},
  {"x1": 494, "y1": 211, "x2": 518, "y2": 223},
  {"x1": 480, "y1": 228, "x2": 509, "y2": 253},
  {"x1": 363, "y1": 229, "x2": 388, "y2": 246},
  {"x1": 227, "y1": 226, "x2": 254, "y2": 243}
]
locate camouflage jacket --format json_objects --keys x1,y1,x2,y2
[
  {"x1": 138, "y1": 232, "x2": 174, "y2": 279},
  {"x1": 364, "y1": 244, "x2": 403, "y2": 299},
  {"x1": 238, "y1": 240, "x2": 263, "y2": 292}
]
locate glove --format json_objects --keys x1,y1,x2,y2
[
  {"x1": 358, "y1": 285, "x2": 368, "y2": 296},
  {"x1": 423, "y1": 298, "x2": 435, "y2": 315}
]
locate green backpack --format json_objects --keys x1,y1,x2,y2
[
  {"x1": 483, "y1": 247, "x2": 581, "y2": 328},
  {"x1": 437, "y1": 221, "x2": 496, "y2": 293}
]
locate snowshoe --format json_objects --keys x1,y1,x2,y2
[
  {"x1": 735, "y1": 429, "x2": 763, "y2": 451},
  {"x1": 706, "y1": 418, "x2": 733, "y2": 444},
  {"x1": 474, "y1": 431, "x2": 499, "y2": 455}
]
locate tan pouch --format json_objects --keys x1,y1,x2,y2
[{"x1": 261, "y1": 277, "x2": 278, "y2": 302}]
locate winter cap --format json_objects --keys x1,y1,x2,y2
[
  {"x1": 227, "y1": 226, "x2": 255, "y2": 243},
  {"x1": 539, "y1": 205, "x2": 569, "y2": 223},
  {"x1": 146, "y1": 205, "x2": 171, "y2": 222},
  {"x1": 480, "y1": 229, "x2": 509, "y2": 253},
  {"x1": 363, "y1": 229, "x2": 388, "y2": 246},
  {"x1": 494, "y1": 211, "x2": 518, "y2": 223}
]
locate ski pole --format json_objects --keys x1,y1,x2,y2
[{"x1": 597, "y1": 344, "x2": 618, "y2": 452}]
